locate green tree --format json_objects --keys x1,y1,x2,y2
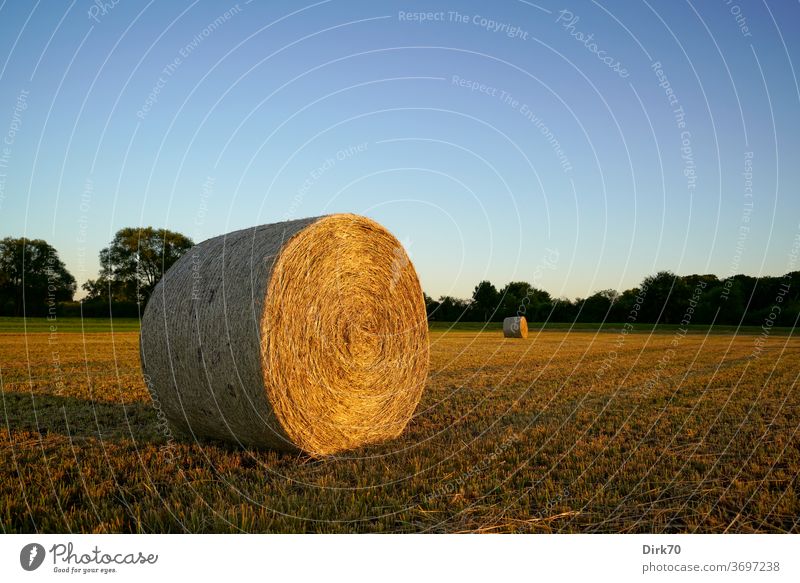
[
  {"x1": 424, "y1": 293, "x2": 440, "y2": 320},
  {"x1": 80, "y1": 277, "x2": 130, "y2": 303},
  {"x1": 639, "y1": 271, "x2": 689, "y2": 324},
  {"x1": 578, "y1": 289, "x2": 618, "y2": 322},
  {"x1": 471, "y1": 280, "x2": 500, "y2": 322},
  {"x1": 550, "y1": 296, "x2": 577, "y2": 322},
  {"x1": 436, "y1": 295, "x2": 469, "y2": 321},
  {"x1": 83, "y1": 227, "x2": 193, "y2": 304},
  {"x1": 499, "y1": 281, "x2": 552, "y2": 321},
  {"x1": 0, "y1": 237, "x2": 76, "y2": 316},
  {"x1": 716, "y1": 277, "x2": 747, "y2": 325},
  {"x1": 499, "y1": 281, "x2": 531, "y2": 318}
]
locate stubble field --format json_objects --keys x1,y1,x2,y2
[{"x1": 1, "y1": 318, "x2": 798, "y2": 533}]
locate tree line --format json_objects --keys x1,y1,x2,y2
[
  {"x1": 0, "y1": 229, "x2": 192, "y2": 317},
  {"x1": 1, "y1": 230, "x2": 798, "y2": 326},
  {"x1": 428, "y1": 271, "x2": 799, "y2": 326}
]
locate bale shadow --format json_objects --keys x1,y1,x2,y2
[
  {"x1": 1, "y1": 390, "x2": 164, "y2": 444},
  {"x1": 0, "y1": 390, "x2": 311, "y2": 465}
]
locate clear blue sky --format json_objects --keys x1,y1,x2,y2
[{"x1": 1, "y1": 0, "x2": 798, "y2": 300}]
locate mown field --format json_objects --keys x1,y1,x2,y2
[{"x1": 1, "y1": 317, "x2": 798, "y2": 533}]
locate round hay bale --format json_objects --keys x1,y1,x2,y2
[
  {"x1": 140, "y1": 214, "x2": 429, "y2": 456},
  {"x1": 503, "y1": 316, "x2": 528, "y2": 338}
]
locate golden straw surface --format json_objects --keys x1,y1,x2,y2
[
  {"x1": 503, "y1": 316, "x2": 528, "y2": 338},
  {"x1": 140, "y1": 214, "x2": 429, "y2": 456}
]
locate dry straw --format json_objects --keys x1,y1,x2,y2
[
  {"x1": 503, "y1": 316, "x2": 528, "y2": 338},
  {"x1": 140, "y1": 214, "x2": 429, "y2": 456}
]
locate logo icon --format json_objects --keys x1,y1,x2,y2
[{"x1": 20, "y1": 543, "x2": 46, "y2": 571}]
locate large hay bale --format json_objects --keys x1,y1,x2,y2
[
  {"x1": 503, "y1": 316, "x2": 528, "y2": 338},
  {"x1": 140, "y1": 214, "x2": 429, "y2": 456}
]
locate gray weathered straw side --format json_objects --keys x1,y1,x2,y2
[
  {"x1": 503, "y1": 316, "x2": 528, "y2": 338},
  {"x1": 140, "y1": 213, "x2": 429, "y2": 456}
]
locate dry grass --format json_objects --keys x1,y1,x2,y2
[{"x1": 1, "y1": 319, "x2": 798, "y2": 533}]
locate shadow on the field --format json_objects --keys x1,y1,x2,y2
[
  {"x1": 0, "y1": 390, "x2": 164, "y2": 444},
  {"x1": 0, "y1": 391, "x2": 314, "y2": 460}
]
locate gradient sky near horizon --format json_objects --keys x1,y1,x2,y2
[{"x1": 1, "y1": 0, "x2": 798, "y2": 300}]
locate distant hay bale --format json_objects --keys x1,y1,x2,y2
[
  {"x1": 503, "y1": 316, "x2": 528, "y2": 338},
  {"x1": 140, "y1": 214, "x2": 429, "y2": 456}
]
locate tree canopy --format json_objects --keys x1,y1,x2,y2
[
  {"x1": 83, "y1": 227, "x2": 194, "y2": 304},
  {"x1": 0, "y1": 237, "x2": 76, "y2": 316},
  {"x1": 2, "y1": 228, "x2": 796, "y2": 327},
  {"x1": 426, "y1": 270, "x2": 800, "y2": 327},
  {"x1": 471, "y1": 280, "x2": 499, "y2": 322}
]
